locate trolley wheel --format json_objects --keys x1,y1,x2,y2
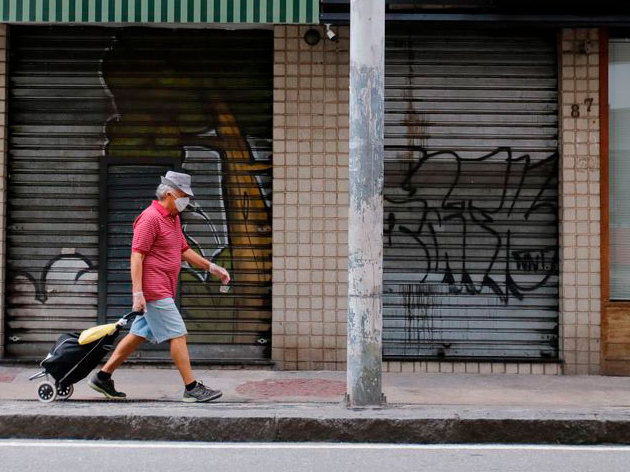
[
  {"x1": 37, "y1": 380, "x2": 57, "y2": 403},
  {"x1": 57, "y1": 384, "x2": 74, "y2": 400}
]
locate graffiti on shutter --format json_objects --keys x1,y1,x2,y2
[
  {"x1": 6, "y1": 27, "x2": 272, "y2": 360},
  {"x1": 383, "y1": 28, "x2": 560, "y2": 359}
]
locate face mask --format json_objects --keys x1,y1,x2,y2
[{"x1": 173, "y1": 196, "x2": 190, "y2": 213}]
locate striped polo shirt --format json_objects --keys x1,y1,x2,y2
[{"x1": 131, "y1": 200, "x2": 190, "y2": 302}]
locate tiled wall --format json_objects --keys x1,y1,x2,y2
[
  {"x1": 272, "y1": 25, "x2": 350, "y2": 370},
  {"x1": 558, "y1": 28, "x2": 602, "y2": 375},
  {"x1": 383, "y1": 361, "x2": 561, "y2": 375},
  {"x1": 0, "y1": 25, "x2": 7, "y2": 357}
]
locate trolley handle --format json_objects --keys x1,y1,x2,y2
[{"x1": 117, "y1": 311, "x2": 144, "y2": 327}]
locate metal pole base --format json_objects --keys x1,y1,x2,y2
[{"x1": 344, "y1": 393, "x2": 388, "y2": 410}]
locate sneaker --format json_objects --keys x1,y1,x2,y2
[
  {"x1": 182, "y1": 380, "x2": 222, "y2": 403},
  {"x1": 87, "y1": 374, "x2": 127, "y2": 400}
]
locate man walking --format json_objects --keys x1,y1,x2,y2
[{"x1": 88, "y1": 171, "x2": 230, "y2": 402}]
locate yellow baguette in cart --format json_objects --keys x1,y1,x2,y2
[
  {"x1": 78, "y1": 312, "x2": 141, "y2": 345},
  {"x1": 78, "y1": 322, "x2": 119, "y2": 345}
]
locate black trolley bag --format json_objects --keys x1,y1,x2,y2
[{"x1": 29, "y1": 311, "x2": 141, "y2": 402}]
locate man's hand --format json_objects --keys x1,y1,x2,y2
[
  {"x1": 211, "y1": 263, "x2": 231, "y2": 285},
  {"x1": 182, "y1": 249, "x2": 231, "y2": 285},
  {"x1": 130, "y1": 252, "x2": 146, "y2": 312},
  {"x1": 132, "y1": 291, "x2": 147, "y2": 313}
]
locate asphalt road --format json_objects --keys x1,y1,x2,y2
[{"x1": 1, "y1": 440, "x2": 629, "y2": 472}]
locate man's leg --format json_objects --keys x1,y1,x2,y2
[
  {"x1": 170, "y1": 335, "x2": 194, "y2": 385},
  {"x1": 88, "y1": 333, "x2": 144, "y2": 399},
  {"x1": 171, "y1": 335, "x2": 222, "y2": 402},
  {"x1": 101, "y1": 333, "x2": 145, "y2": 373}
]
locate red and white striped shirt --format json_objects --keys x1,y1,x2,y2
[{"x1": 131, "y1": 200, "x2": 189, "y2": 302}]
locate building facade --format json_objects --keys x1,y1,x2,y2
[{"x1": 0, "y1": 1, "x2": 628, "y2": 376}]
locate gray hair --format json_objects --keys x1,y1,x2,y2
[{"x1": 156, "y1": 183, "x2": 176, "y2": 200}]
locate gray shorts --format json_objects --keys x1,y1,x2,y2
[{"x1": 129, "y1": 297, "x2": 188, "y2": 344}]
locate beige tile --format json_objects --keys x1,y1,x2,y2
[
  {"x1": 413, "y1": 362, "x2": 426, "y2": 373},
  {"x1": 530, "y1": 363, "x2": 544, "y2": 375},
  {"x1": 401, "y1": 362, "x2": 414, "y2": 373}
]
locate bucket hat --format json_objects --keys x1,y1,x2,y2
[{"x1": 161, "y1": 171, "x2": 194, "y2": 197}]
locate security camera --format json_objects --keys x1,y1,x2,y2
[{"x1": 324, "y1": 23, "x2": 338, "y2": 41}]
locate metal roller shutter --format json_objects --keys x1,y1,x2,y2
[
  {"x1": 383, "y1": 27, "x2": 560, "y2": 360},
  {"x1": 6, "y1": 26, "x2": 272, "y2": 361}
]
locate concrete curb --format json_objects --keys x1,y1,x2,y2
[{"x1": 1, "y1": 402, "x2": 629, "y2": 444}]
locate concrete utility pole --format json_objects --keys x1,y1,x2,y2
[{"x1": 346, "y1": 0, "x2": 386, "y2": 408}]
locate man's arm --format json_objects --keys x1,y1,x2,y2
[
  {"x1": 130, "y1": 251, "x2": 147, "y2": 312},
  {"x1": 182, "y1": 248, "x2": 230, "y2": 284}
]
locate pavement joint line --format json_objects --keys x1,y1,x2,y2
[{"x1": 1, "y1": 441, "x2": 630, "y2": 451}]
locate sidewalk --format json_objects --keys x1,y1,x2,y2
[{"x1": 1, "y1": 365, "x2": 629, "y2": 444}]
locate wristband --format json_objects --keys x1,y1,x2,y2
[
  {"x1": 133, "y1": 291, "x2": 144, "y2": 297},
  {"x1": 207, "y1": 261, "x2": 216, "y2": 273}
]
